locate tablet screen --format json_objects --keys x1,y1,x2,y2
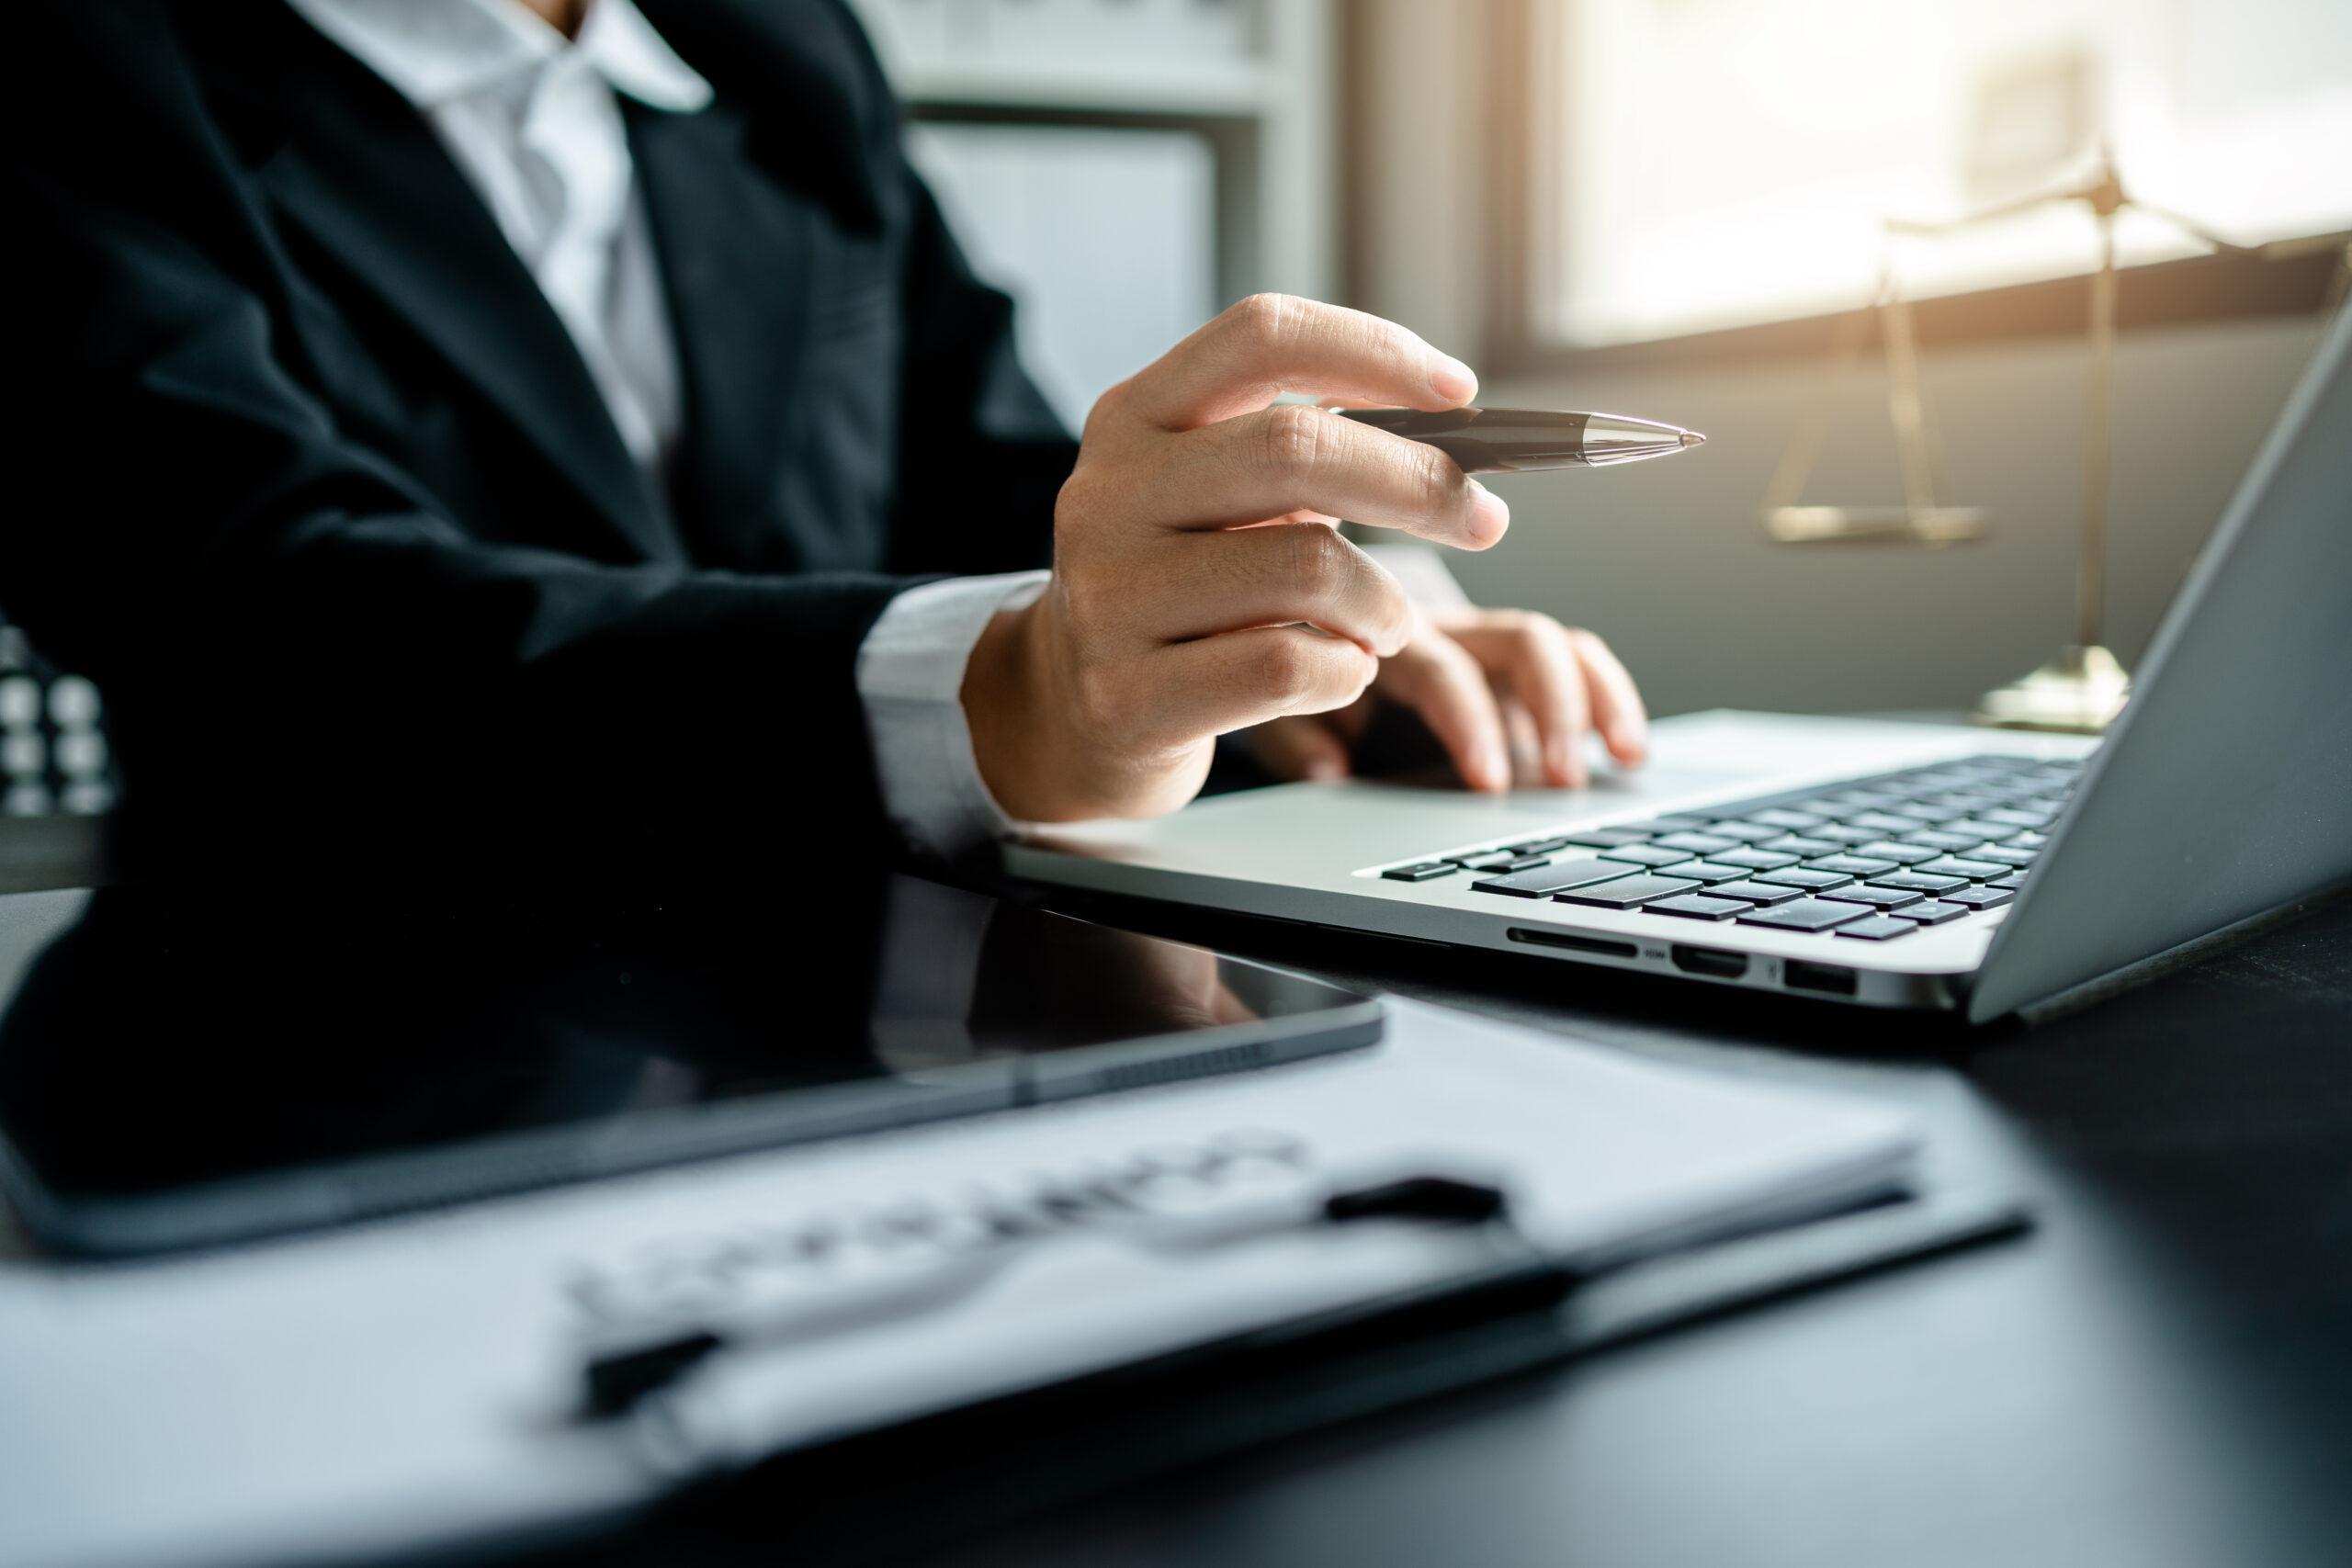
[{"x1": 0, "y1": 875, "x2": 1378, "y2": 1253}]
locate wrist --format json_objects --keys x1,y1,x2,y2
[{"x1": 963, "y1": 594, "x2": 1061, "y2": 822}]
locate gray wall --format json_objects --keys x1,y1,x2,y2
[{"x1": 1448, "y1": 314, "x2": 2332, "y2": 719}]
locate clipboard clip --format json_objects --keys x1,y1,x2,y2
[{"x1": 577, "y1": 1172, "x2": 1558, "y2": 1423}]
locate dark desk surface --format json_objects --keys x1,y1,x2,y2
[
  {"x1": 923, "y1": 885, "x2": 2352, "y2": 1568},
  {"x1": 6, "y1": 819, "x2": 2346, "y2": 1568}
]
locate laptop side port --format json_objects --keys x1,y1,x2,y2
[
  {"x1": 1670, "y1": 944, "x2": 1749, "y2": 979},
  {"x1": 1507, "y1": 928, "x2": 1639, "y2": 958},
  {"x1": 1783, "y1": 959, "x2": 1859, "y2": 997}
]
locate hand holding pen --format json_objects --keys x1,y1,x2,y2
[{"x1": 961, "y1": 297, "x2": 1700, "y2": 818}]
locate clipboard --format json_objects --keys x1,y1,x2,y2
[{"x1": 543, "y1": 1186, "x2": 2027, "y2": 1567}]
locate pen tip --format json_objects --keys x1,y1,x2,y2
[{"x1": 1679, "y1": 430, "x2": 1706, "y2": 447}]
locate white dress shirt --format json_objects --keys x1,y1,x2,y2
[{"x1": 286, "y1": 0, "x2": 1039, "y2": 857}]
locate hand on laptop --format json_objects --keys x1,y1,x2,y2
[
  {"x1": 964, "y1": 293, "x2": 1519, "y2": 822},
  {"x1": 1249, "y1": 602, "x2": 1648, "y2": 792}
]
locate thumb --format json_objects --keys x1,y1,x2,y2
[{"x1": 1250, "y1": 716, "x2": 1351, "y2": 783}]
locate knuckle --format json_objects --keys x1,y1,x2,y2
[
  {"x1": 1081, "y1": 378, "x2": 1132, "y2": 438},
  {"x1": 1411, "y1": 447, "x2": 1461, "y2": 514},
  {"x1": 1498, "y1": 608, "x2": 1567, "y2": 654},
  {"x1": 1231, "y1": 290, "x2": 1302, "y2": 346},
  {"x1": 1257, "y1": 635, "x2": 1318, "y2": 708},
  {"x1": 1256, "y1": 402, "x2": 1326, "y2": 476},
  {"x1": 1279, "y1": 521, "x2": 1346, "y2": 596},
  {"x1": 1055, "y1": 464, "x2": 1108, "y2": 525}
]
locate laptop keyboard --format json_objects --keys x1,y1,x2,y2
[{"x1": 1374, "y1": 752, "x2": 2081, "y2": 942}]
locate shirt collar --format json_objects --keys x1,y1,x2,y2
[{"x1": 286, "y1": 0, "x2": 713, "y2": 113}]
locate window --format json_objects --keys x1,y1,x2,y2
[{"x1": 1536, "y1": 0, "x2": 2352, "y2": 346}]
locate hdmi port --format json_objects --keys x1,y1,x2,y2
[{"x1": 1670, "y1": 944, "x2": 1749, "y2": 979}]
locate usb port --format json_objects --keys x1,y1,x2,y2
[{"x1": 1783, "y1": 959, "x2": 1858, "y2": 996}]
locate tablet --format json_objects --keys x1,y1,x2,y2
[{"x1": 0, "y1": 875, "x2": 1381, "y2": 1257}]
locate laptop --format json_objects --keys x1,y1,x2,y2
[{"x1": 1010, "y1": 310, "x2": 2352, "y2": 1020}]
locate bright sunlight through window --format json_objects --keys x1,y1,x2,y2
[{"x1": 1541, "y1": 0, "x2": 2352, "y2": 345}]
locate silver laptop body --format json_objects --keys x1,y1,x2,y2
[{"x1": 1011, "y1": 311, "x2": 2352, "y2": 1020}]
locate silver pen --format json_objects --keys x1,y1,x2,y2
[{"x1": 1339, "y1": 407, "x2": 1707, "y2": 472}]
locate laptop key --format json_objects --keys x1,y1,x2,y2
[
  {"x1": 1972, "y1": 844, "x2": 2038, "y2": 867},
  {"x1": 1382, "y1": 861, "x2": 1458, "y2": 882},
  {"x1": 1991, "y1": 872, "x2": 2027, "y2": 889},
  {"x1": 1560, "y1": 826, "x2": 1654, "y2": 848},
  {"x1": 1891, "y1": 899, "x2": 1971, "y2": 924},
  {"x1": 1471, "y1": 860, "x2": 1624, "y2": 897},
  {"x1": 2004, "y1": 830, "x2": 2052, "y2": 849},
  {"x1": 1706, "y1": 879, "x2": 1807, "y2": 905},
  {"x1": 1649, "y1": 830, "x2": 1742, "y2": 855},
  {"x1": 1896, "y1": 828, "x2": 1992, "y2": 852},
  {"x1": 1914, "y1": 856, "x2": 2007, "y2": 880},
  {"x1": 1868, "y1": 871, "x2": 1970, "y2": 895},
  {"x1": 1747, "y1": 807, "x2": 1829, "y2": 830},
  {"x1": 1754, "y1": 867, "x2": 1855, "y2": 891},
  {"x1": 1984, "y1": 807, "x2": 2054, "y2": 828},
  {"x1": 1696, "y1": 819, "x2": 1785, "y2": 843},
  {"x1": 1841, "y1": 811, "x2": 1921, "y2": 835},
  {"x1": 1853, "y1": 840, "x2": 1947, "y2": 863},
  {"x1": 1640, "y1": 816, "x2": 1714, "y2": 833},
  {"x1": 1889, "y1": 801, "x2": 1964, "y2": 823},
  {"x1": 1819, "y1": 884, "x2": 1924, "y2": 909},
  {"x1": 1759, "y1": 834, "x2": 1844, "y2": 857},
  {"x1": 1834, "y1": 915, "x2": 1922, "y2": 942},
  {"x1": 1824, "y1": 790, "x2": 1906, "y2": 811},
  {"x1": 1807, "y1": 825, "x2": 1888, "y2": 847},
  {"x1": 1645, "y1": 893, "x2": 1751, "y2": 921},
  {"x1": 1664, "y1": 860, "x2": 1757, "y2": 884},
  {"x1": 1803, "y1": 854, "x2": 1900, "y2": 877},
  {"x1": 1712, "y1": 847, "x2": 1802, "y2": 872},
  {"x1": 1464, "y1": 853, "x2": 1551, "y2": 873},
  {"x1": 1553, "y1": 873, "x2": 1704, "y2": 909},
  {"x1": 1736, "y1": 898, "x2": 1868, "y2": 932},
  {"x1": 1599, "y1": 843, "x2": 1699, "y2": 869},
  {"x1": 1940, "y1": 886, "x2": 2016, "y2": 909}
]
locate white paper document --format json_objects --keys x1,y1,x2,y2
[{"x1": 0, "y1": 998, "x2": 1915, "y2": 1568}]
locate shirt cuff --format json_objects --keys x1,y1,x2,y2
[{"x1": 856, "y1": 570, "x2": 1050, "y2": 860}]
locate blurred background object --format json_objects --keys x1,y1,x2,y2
[
  {"x1": 0, "y1": 617, "x2": 119, "y2": 821},
  {"x1": 845, "y1": 0, "x2": 1335, "y2": 430},
  {"x1": 1347, "y1": 0, "x2": 2349, "y2": 721}
]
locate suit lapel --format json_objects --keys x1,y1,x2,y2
[
  {"x1": 628, "y1": 101, "x2": 813, "y2": 566},
  {"x1": 249, "y1": 43, "x2": 679, "y2": 564}
]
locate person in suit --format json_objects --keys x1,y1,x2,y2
[{"x1": 5, "y1": 0, "x2": 1648, "y2": 880}]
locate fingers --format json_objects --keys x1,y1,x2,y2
[
  {"x1": 1125, "y1": 404, "x2": 1508, "y2": 548},
  {"x1": 1452, "y1": 615, "x2": 1590, "y2": 787},
  {"x1": 1572, "y1": 627, "x2": 1650, "y2": 764},
  {"x1": 1374, "y1": 619, "x2": 1511, "y2": 792},
  {"x1": 1122, "y1": 626, "x2": 1380, "y2": 751},
  {"x1": 1125, "y1": 294, "x2": 1477, "y2": 431},
  {"x1": 1451, "y1": 615, "x2": 1650, "y2": 784},
  {"x1": 1250, "y1": 716, "x2": 1352, "y2": 783},
  {"x1": 1144, "y1": 523, "x2": 1412, "y2": 657}
]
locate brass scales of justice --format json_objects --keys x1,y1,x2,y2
[{"x1": 1757, "y1": 149, "x2": 2289, "y2": 734}]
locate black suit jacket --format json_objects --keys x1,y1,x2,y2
[{"x1": 4, "y1": 0, "x2": 1077, "y2": 880}]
